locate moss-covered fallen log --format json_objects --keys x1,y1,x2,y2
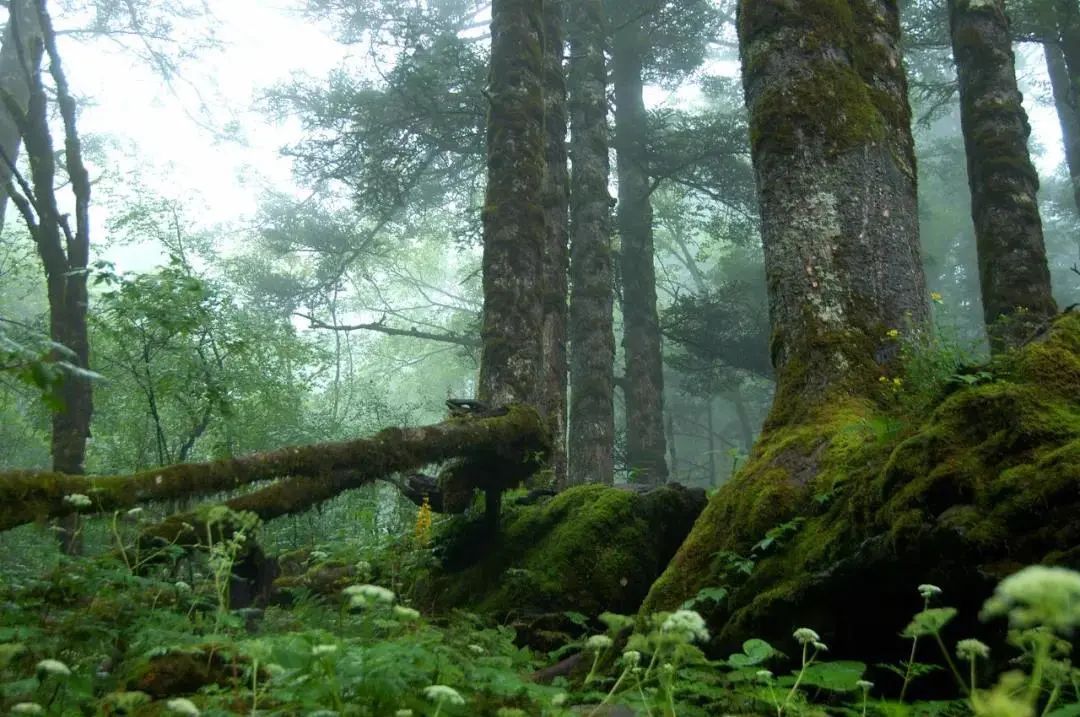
[{"x1": 0, "y1": 404, "x2": 550, "y2": 532}]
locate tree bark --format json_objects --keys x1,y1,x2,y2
[
  {"x1": 950, "y1": 0, "x2": 1057, "y2": 352},
  {"x1": 612, "y1": 17, "x2": 668, "y2": 485},
  {"x1": 478, "y1": 0, "x2": 547, "y2": 411},
  {"x1": 0, "y1": 0, "x2": 40, "y2": 235},
  {"x1": 566, "y1": 0, "x2": 615, "y2": 486},
  {"x1": 540, "y1": 0, "x2": 569, "y2": 487},
  {"x1": 642, "y1": 0, "x2": 930, "y2": 620},
  {"x1": 741, "y1": 0, "x2": 928, "y2": 425}
]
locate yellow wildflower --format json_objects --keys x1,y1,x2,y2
[
  {"x1": 930, "y1": 291, "x2": 943, "y2": 303},
  {"x1": 886, "y1": 328, "x2": 900, "y2": 339},
  {"x1": 414, "y1": 496, "x2": 433, "y2": 546}
]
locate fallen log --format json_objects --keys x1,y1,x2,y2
[{"x1": 0, "y1": 404, "x2": 550, "y2": 532}]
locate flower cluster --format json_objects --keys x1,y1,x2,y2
[
  {"x1": 661, "y1": 609, "x2": 709, "y2": 643},
  {"x1": 981, "y1": 565, "x2": 1080, "y2": 632}
]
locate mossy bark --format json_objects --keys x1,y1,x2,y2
[
  {"x1": 540, "y1": 0, "x2": 570, "y2": 487},
  {"x1": 567, "y1": 0, "x2": 615, "y2": 486},
  {"x1": 479, "y1": 0, "x2": 551, "y2": 429},
  {"x1": 738, "y1": 0, "x2": 928, "y2": 427},
  {"x1": 950, "y1": 0, "x2": 1057, "y2": 351},
  {"x1": 643, "y1": 313, "x2": 1080, "y2": 658},
  {"x1": 643, "y1": 0, "x2": 938, "y2": 653},
  {"x1": 612, "y1": 17, "x2": 668, "y2": 485},
  {"x1": 0, "y1": 405, "x2": 550, "y2": 533}
]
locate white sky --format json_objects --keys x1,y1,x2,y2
[{"x1": 26, "y1": 3, "x2": 1071, "y2": 273}]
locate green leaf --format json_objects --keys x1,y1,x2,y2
[
  {"x1": 727, "y1": 638, "x2": 778, "y2": 667},
  {"x1": 796, "y1": 660, "x2": 866, "y2": 691},
  {"x1": 902, "y1": 607, "x2": 957, "y2": 637},
  {"x1": 1046, "y1": 706, "x2": 1080, "y2": 717}
]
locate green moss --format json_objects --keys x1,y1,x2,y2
[
  {"x1": 642, "y1": 312, "x2": 1080, "y2": 653},
  {"x1": 417, "y1": 483, "x2": 704, "y2": 618},
  {"x1": 740, "y1": 0, "x2": 909, "y2": 157}
]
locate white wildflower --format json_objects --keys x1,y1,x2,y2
[
  {"x1": 174, "y1": 581, "x2": 191, "y2": 592},
  {"x1": 980, "y1": 565, "x2": 1080, "y2": 632},
  {"x1": 468, "y1": 644, "x2": 485, "y2": 654},
  {"x1": 585, "y1": 634, "x2": 613, "y2": 651},
  {"x1": 311, "y1": 644, "x2": 338, "y2": 657},
  {"x1": 812, "y1": 640, "x2": 828, "y2": 652},
  {"x1": 36, "y1": 658, "x2": 71, "y2": 677},
  {"x1": 11, "y1": 703, "x2": 45, "y2": 715},
  {"x1": 393, "y1": 605, "x2": 420, "y2": 621},
  {"x1": 395, "y1": 710, "x2": 414, "y2": 717},
  {"x1": 956, "y1": 639, "x2": 990, "y2": 661},
  {"x1": 423, "y1": 684, "x2": 465, "y2": 706},
  {"x1": 63, "y1": 493, "x2": 92, "y2": 509},
  {"x1": 918, "y1": 584, "x2": 943, "y2": 600},
  {"x1": 343, "y1": 583, "x2": 395, "y2": 604},
  {"x1": 551, "y1": 693, "x2": 568, "y2": 706},
  {"x1": 622, "y1": 650, "x2": 641, "y2": 666},
  {"x1": 756, "y1": 669, "x2": 773, "y2": 681},
  {"x1": 165, "y1": 698, "x2": 201, "y2": 716},
  {"x1": 856, "y1": 680, "x2": 874, "y2": 691},
  {"x1": 792, "y1": 627, "x2": 820, "y2": 645},
  {"x1": 661, "y1": 609, "x2": 709, "y2": 643}
]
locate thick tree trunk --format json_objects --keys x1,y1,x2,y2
[
  {"x1": 743, "y1": 0, "x2": 928, "y2": 425},
  {"x1": 950, "y1": 0, "x2": 1057, "y2": 352},
  {"x1": 1046, "y1": 41, "x2": 1080, "y2": 226},
  {"x1": 612, "y1": 19, "x2": 668, "y2": 485},
  {"x1": 540, "y1": 0, "x2": 569, "y2": 487},
  {"x1": 0, "y1": 0, "x2": 40, "y2": 235},
  {"x1": 566, "y1": 0, "x2": 615, "y2": 486},
  {"x1": 478, "y1": 0, "x2": 546, "y2": 410},
  {"x1": 644, "y1": 0, "x2": 929, "y2": 621}
]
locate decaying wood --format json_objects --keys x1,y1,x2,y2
[{"x1": 0, "y1": 404, "x2": 550, "y2": 533}]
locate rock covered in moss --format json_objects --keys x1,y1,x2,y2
[
  {"x1": 643, "y1": 313, "x2": 1080, "y2": 658},
  {"x1": 416, "y1": 482, "x2": 706, "y2": 618}
]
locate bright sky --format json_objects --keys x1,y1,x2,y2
[
  {"x1": 54, "y1": 1, "x2": 349, "y2": 269},
  {"x1": 34, "y1": 2, "x2": 1069, "y2": 274}
]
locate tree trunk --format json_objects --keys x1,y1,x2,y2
[
  {"x1": 612, "y1": 18, "x2": 668, "y2": 485},
  {"x1": 478, "y1": 0, "x2": 546, "y2": 410},
  {"x1": 950, "y1": 0, "x2": 1057, "y2": 352},
  {"x1": 567, "y1": 0, "x2": 615, "y2": 486},
  {"x1": 1046, "y1": 41, "x2": 1080, "y2": 227},
  {"x1": 0, "y1": 0, "x2": 40, "y2": 235},
  {"x1": 644, "y1": 0, "x2": 929, "y2": 624},
  {"x1": 540, "y1": 0, "x2": 569, "y2": 487}
]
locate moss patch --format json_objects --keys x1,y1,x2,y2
[
  {"x1": 415, "y1": 483, "x2": 705, "y2": 619},
  {"x1": 642, "y1": 313, "x2": 1080, "y2": 657}
]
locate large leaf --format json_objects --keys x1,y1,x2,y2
[{"x1": 794, "y1": 660, "x2": 866, "y2": 692}]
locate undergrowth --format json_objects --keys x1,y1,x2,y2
[{"x1": 1, "y1": 496, "x2": 1077, "y2": 716}]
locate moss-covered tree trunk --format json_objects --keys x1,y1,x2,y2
[
  {"x1": 950, "y1": 0, "x2": 1057, "y2": 351},
  {"x1": 479, "y1": 0, "x2": 545, "y2": 407},
  {"x1": 644, "y1": 0, "x2": 929, "y2": 625},
  {"x1": 1046, "y1": 41, "x2": 1080, "y2": 227},
  {"x1": 612, "y1": 18, "x2": 668, "y2": 485},
  {"x1": 540, "y1": 0, "x2": 569, "y2": 487},
  {"x1": 567, "y1": 0, "x2": 615, "y2": 486}
]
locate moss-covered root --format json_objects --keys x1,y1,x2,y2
[
  {"x1": 0, "y1": 404, "x2": 551, "y2": 533},
  {"x1": 641, "y1": 313, "x2": 1080, "y2": 658}
]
